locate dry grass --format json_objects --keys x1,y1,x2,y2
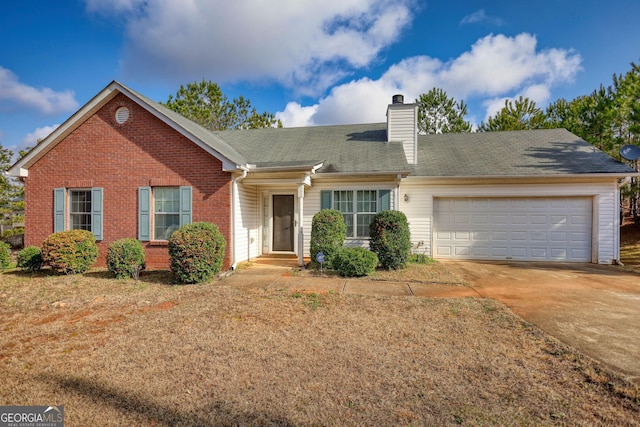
[
  {"x1": 1, "y1": 267, "x2": 639, "y2": 426},
  {"x1": 296, "y1": 259, "x2": 467, "y2": 285},
  {"x1": 369, "y1": 261, "x2": 466, "y2": 284}
]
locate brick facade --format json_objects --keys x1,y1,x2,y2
[{"x1": 24, "y1": 93, "x2": 233, "y2": 270}]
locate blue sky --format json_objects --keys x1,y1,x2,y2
[{"x1": 2, "y1": 0, "x2": 639, "y2": 158}]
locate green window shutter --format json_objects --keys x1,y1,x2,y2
[
  {"x1": 378, "y1": 189, "x2": 391, "y2": 211},
  {"x1": 91, "y1": 188, "x2": 103, "y2": 240},
  {"x1": 179, "y1": 186, "x2": 192, "y2": 226},
  {"x1": 320, "y1": 190, "x2": 332, "y2": 210},
  {"x1": 54, "y1": 188, "x2": 66, "y2": 232},
  {"x1": 138, "y1": 187, "x2": 151, "y2": 241}
]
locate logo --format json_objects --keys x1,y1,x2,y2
[{"x1": 0, "y1": 406, "x2": 64, "y2": 427}]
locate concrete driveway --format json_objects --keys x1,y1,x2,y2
[{"x1": 444, "y1": 261, "x2": 640, "y2": 384}]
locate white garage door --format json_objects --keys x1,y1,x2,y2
[{"x1": 434, "y1": 197, "x2": 592, "y2": 262}]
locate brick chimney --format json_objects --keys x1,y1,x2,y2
[{"x1": 386, "y1": 94, "x2": 418, "y2": 165}]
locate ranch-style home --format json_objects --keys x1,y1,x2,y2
[{"x1": 8, "y1": 81, "x2": 637, "y2": 269}]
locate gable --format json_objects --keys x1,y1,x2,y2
[{"x1": 8, "y1": 81, "x2": 246, "y2": 178}]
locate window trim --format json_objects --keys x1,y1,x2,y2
[
  {"x1": 53, "y1": 187, "x2": 103, "y2": 240},
  {"x1": 320, "y1": 189, "x2": 391, "y2": 239},
  {"x1": 69, "y1": 189, "x2": 93, "y2": 231},
  {"x1": 138, "y1": 186, "x2": 192, "y2": 242}
]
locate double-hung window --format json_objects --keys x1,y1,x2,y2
[
  {"x1": 70, "y1": 190, "x2": 92, "y2": 231},
  {"x1": 154, "y1": 187, "x2": 181, "y2": 240},
  {"x1": 53, "y1": 188, "x2": 103, "y2": 240},
  {"x1": 138, "y1": 186, "x2": 192, "y2": 241},
  {"x1": 321, "y1": 189, "x2": 390, "y2": 238}
]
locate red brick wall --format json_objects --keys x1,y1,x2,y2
[{"x1": 24, "y1": 93, "x2": 233, "y2": 270}]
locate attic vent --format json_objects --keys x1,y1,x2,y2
[
  {"x1": 392, "y1": 94, "x2": 404, "y2": 104},
  {"x1": 115, "y1": 107, "x2": 130, "y2": 124}
]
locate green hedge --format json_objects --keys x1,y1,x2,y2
[
  {"x1": 107, "y1": 238, "x2": 146, "y2": 279},
  {"x1": 311, "y1": 209, "x2": 346, "y2": 268},
  {"x1": 369, "y1": 210, "x2": 411, "y2": 270},
  {"x1": 0, "y1": 242, "x2": 10, "y2": 270},
  {"x1": 17, "y1": 246, "x2": 43, "y2": 272},
  {"x1": 333, "y1": 247, "x2": 378, "y2": 277},
  {"x1": 41, "y1": 230, "x2": 98, "y2": 274},
  {"x1": 169, "y1": 222, "x2": 226, "y2": 284}
]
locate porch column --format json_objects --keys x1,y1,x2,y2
[{"x1": 298, "y1": 183, "x2": 305, "y2": 266}]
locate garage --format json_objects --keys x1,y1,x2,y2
[{"x1": 433, "y1": 197, "x2": 593, "y2": 262}]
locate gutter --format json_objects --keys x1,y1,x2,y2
[{"x1": 230, "y1": 167, "x2": 248, "y2": 270}]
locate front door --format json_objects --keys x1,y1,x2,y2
[{"x1": 272, "y1": 195, "x2": 295, "y2": 252}]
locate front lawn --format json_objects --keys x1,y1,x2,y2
[{"x1": 1, "y1": 269, "x2": 638, "y2": 426}]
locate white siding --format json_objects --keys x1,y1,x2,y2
[
  {"x1": 399, "y1": 180, "x2": 620, "y2": 264},
  {"x1": 234, "y1": 182, "x2": 259, "y2": 264},
  {"x1": 387, "y1": 104, "x2": 418, "y2": 164},
  {"x1": 302, "y1": 181, "x2": 397, "y2": 257}
]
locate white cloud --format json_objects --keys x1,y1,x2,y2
[
  {"x1": 278, "y1": 33, "x2": 582, "y2": 126},
  {"x1": 22, "y1": 125, "x2": 59, "y2": 147},
  {"x1": 276, "y1": 102, "x2": 318, "y2": 128},
  {"x1": 87, "y1": 0, "x2": 415, "y2": 94},
  {"x1": 460, "y1": 9, "x2": 504, "y2": 26},
  {"x1": 0, "y1": 67, "x2": 79, "y2": 115}
]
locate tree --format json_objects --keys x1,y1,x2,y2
[
  {"x1": 0, "y1": 144, "x2": 24, "y2": 234},
  {"x1": 478, "y1": 96, "x2": 549, "y2": 132},
  {"x1": 416, "y1": 88, "x2": 472, "y2": 134},
  {"x1": 163, "y1": 79, "x2": 282, "y2": 130}
]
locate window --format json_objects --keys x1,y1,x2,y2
[
  {"x1": 138, "y1": 186, "x2": 192, "y2": 241},
  {"x1": 53, "y1": 188, "x2": 103, "y2": 240},
  {"x1": 70, "y1": 190, "x2": 92, "y2": 231},
  {"x1": 321, "y1": 189, "x2": 390, "y2": 238},
  {"x1": 154, "y1": 187, "x2": 180, "y2": 240}
]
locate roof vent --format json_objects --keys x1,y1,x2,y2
[
  {"x1": 115, "y1": 106, "x2": 130, "y2": 124},
  {"x1": 392, "y1": 94, "x2": 404, "y2": 104}
]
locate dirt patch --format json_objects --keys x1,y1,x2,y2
[{"x1": 0, "y1": 270, "x2": 638, "y2": 426}]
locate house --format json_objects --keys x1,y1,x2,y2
[{"x1": 8, "y1": 81, "x2": 637, "y2": 269}]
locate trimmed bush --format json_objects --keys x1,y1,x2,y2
[
  {"x1": 369, "y1": 210, "x2": 411, "y2": 270},
  {"x1": 17, "y1": 246, "x2": 43, "y2": 272},
  {"x1": 169, "y1": 222, "x2": 226, "y2": 284},
  {"x1": 41, "y1": 230, "x2": 98, "y2": 274},
  {"x1": 311, "y1": 209, "x2": 346, "y2": 268},
  {"x1": 107, "y1": 238, "x2": 146, "y2": 279},
  {"x1": 333, "y1": 247, "x2": 378, "y2": 277},
  {"x1": 0, "y1": 241, "x2": 10, "y2": 270}
]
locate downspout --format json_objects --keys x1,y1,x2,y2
[
  {"x1": 231, "y1": 168, "x2": 248, "y2": 270},
  {"x1": 395, "y1": 174, "x2": 402, "y2": 210}
]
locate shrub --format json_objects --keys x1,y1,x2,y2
[
  {"x1": 41, "y1": 230, "x2": 98, "y2": 274},
  {"x1": 0, "y1": 241, "x2": 10, "y2": 269},
  {"x1": 17, "y1": 246, "x2": 43, "y2": 272},
  {"x1": 333, "y1": 247, "x2": 378, "y2": 277},
  {"x1": 369, "y1": 210, "x2": 411, "y2": 270},
  {"x1": 169, "y1": 222, "x2": 226, "y2": 284},
  {"x1": 107, "y1": 238, "x2": 146, "y2": 279},
  {"x1": 311, "y1": 209, "x2": 346, "y2": 268},
  {"x1": 408, "y1": 253, "x2": 435, "y2": 264}
]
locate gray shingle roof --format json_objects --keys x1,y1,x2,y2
[
  {"x1": 412, "y1": 128, "x2": 635, "y2": 177},
  {"x1": 214, "y1": 123, "x2": 411, "y2": 174},
  {"x1": 117, "y1": 83, "x2": 638, "y2": 177}
]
